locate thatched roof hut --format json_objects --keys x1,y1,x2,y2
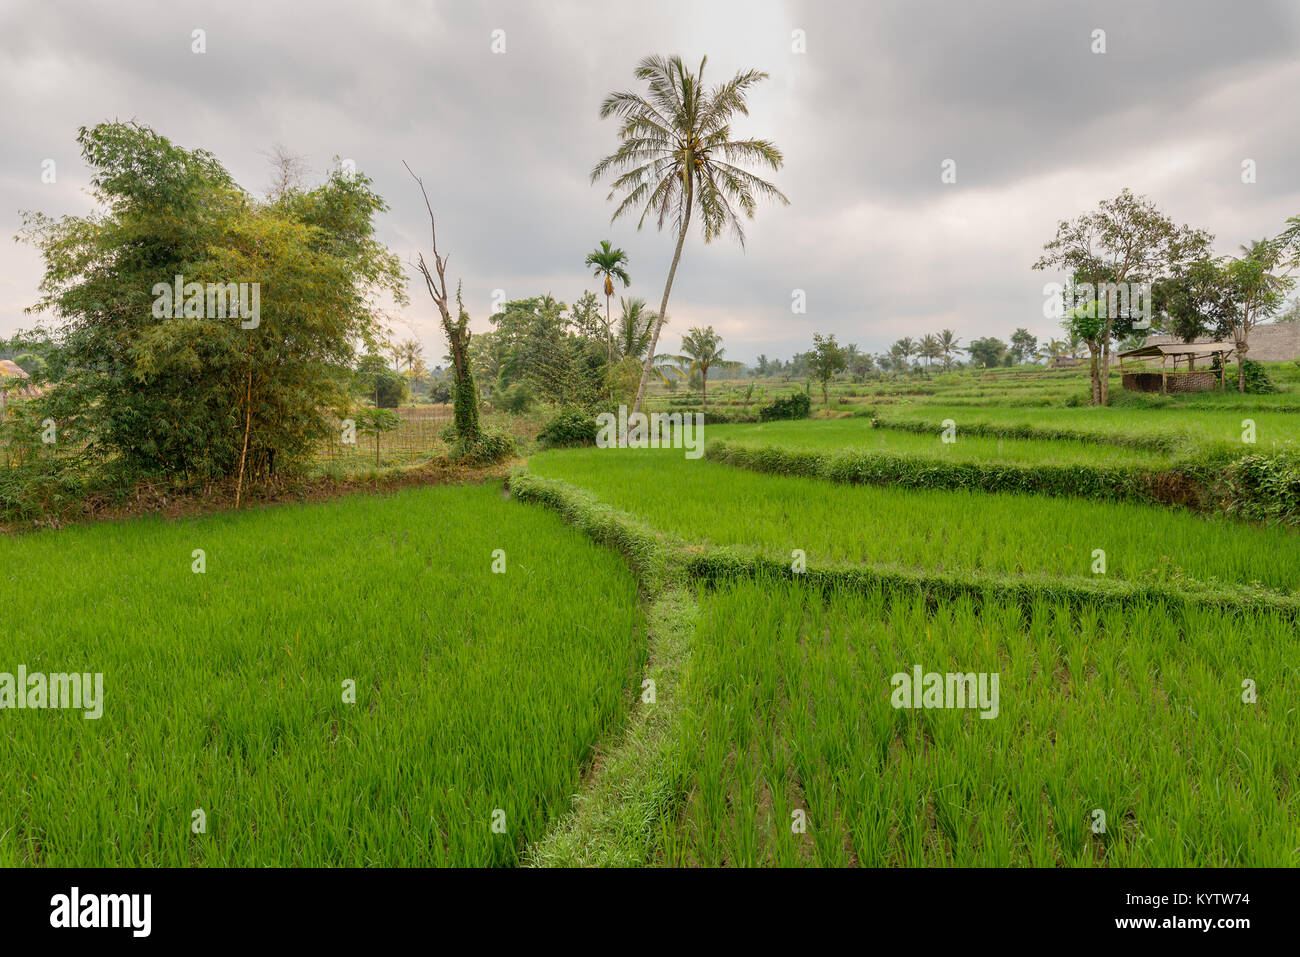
[{"x1": 0, "y1": 359, "x2": 44, "y2": 408}]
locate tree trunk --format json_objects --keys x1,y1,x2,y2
[
  {"x1": 1099, "y1": 334, "x2": 1111, "y2": 406},
  {"x1": 1236, "y1": 329, "x2": 1248, "y2": 393},
  {"x1": 234, "y1": 361, "x2": 254, "y2": 509},
  {"x1": 629, "y1": 178, "x2": 693, "y2": 431},
  {"x1": 1087, "y1": 340, "x2": 1101, "y2": 406},
  {"x1": 701, "y1": 369, "x2": 708, "y2": 411},
  {"x1": 605, "y1": 290, "x2": 613, "y2": 372}
]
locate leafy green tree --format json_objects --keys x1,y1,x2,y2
[
  {"x1": 592, "y1": 54, "x2": 788, "y2": 424},
  {"x1": 967, "y1": 337, "x2": 1008, "y2": 369},
  {"x1": 355, "y1": 353, "x2": 409, "y2": 408},
  {"x1": 19, "y1": 121, "x2": 403, "y2": 496},
  {"x1": 808, "y1": 333, "x2": 847, "y2": 406},
  {"x1": 1034, "y1": 188, "x2": 1211, "y2": 404},
  {"x1": 584, "y1": 241, "x2": 630, "y2": 365},
  {"x1": 355, "y1": 407, "x2": 401, "y2": 467},
  {"x1": 1221, "y1": 239, "x2": 1294, "y2": 392},
  {"x1": 850, "y1": 350, "x2": 875, "y2": 381},
  {"x1": 569, "y1": 291, "x2": 603, "y2": 341},
  {"x1": 1155, "y1": 257, "x2": 1237, "y2": 344}
]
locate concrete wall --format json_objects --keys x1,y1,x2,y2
[{"x1": 1146, "y1": 323, "x2": 1300, "y2": 361}]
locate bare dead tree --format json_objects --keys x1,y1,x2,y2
[
  {"x1": 404, "y1": 161, "x2": 479, "y2": 442},
  {"x1": 264, "y1": 144, "x2": 309, "y2": 201}
]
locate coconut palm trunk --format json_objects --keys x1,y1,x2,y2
[{"x1": 630, "y1": 180, "x2": 691, "y2": 425}]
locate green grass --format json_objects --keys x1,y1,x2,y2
[
  {"x1": 875, "y1": 402, "x2": 1299, "y2": 454},
  {"x1": 706, "y1": 419, "x2": 1175, "y2": 467},
  {"x1": 0, "y1": 482, "x2": 643, "y2": 866},
  {"x1": 662, "y1": 577, "x2": 1299, "y2": 866},
  {"x1": 529, "y1": 447, "x2": 1300, "y2": 593}
]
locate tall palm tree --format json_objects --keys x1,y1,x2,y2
[
  {"x1": 938, "y1": 329, "x2": 963, "y2": 370},
  {"x1": 584, "y1": 240, "x2": 630, "y2": 365},
  {"x1": 669, "y1": 325, "x2": 739, "y2": 410},
  {"x1": 592, "y1": 54, "x2": 788, "y2": 421}
]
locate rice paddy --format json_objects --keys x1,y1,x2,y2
[
  {"x1": 0, "y1": 483, "x2": 644, "y2": 866},
  {"x1": 661, "y1": 578, "x2": 1299, "y2": 866},
  {"x1": 6, "y1": 362, "x2": 1298, "y2": 869},
  {"x1": 528, "y1": 445, "x2": 1300, "y2": 593},
  {"x1": 706, "y1": 418, "x2": 1175, "y2": 467}
]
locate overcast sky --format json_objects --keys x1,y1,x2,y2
[{"x1": 2, "y1": 0, "x2": 1298, "y2": 362}]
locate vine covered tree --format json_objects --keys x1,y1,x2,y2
[{"x1": 405, "y1": 162, "x2": 479, "y2": 443}]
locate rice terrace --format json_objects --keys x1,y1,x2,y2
[{"x1": 1, "y1": 0, "x2": 1298, "y2": 937}]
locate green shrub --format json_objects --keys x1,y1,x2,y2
[
  {"x1": 495, "y1": 382, "x2": 535, "y2": 414},
  {"x1": 450, "y1": 427, "x2": 517, "y2": 466},
  {"x1": 1225, "y1": 445, "x2": 1300, "y2": 525},
  {"x1": 538, "y1": 408, "x2": 600, "y2": 448},
  {"x1": 1240, "y1": 359, "x2": 1276, "y2": 394},
  {"x1": 705, "y1": 441, "x2": 1207, "y2": 508},
  {"x1": 758, "y1": 391, "x2": 811, "y2": 421}
]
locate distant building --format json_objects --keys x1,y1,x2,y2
[
  {"x1": 1144, "y1": 323, "x2": 1300, "y2": 362},
  {"x1": 0, "y1": 359, "x2": 44, "y2": 410}
]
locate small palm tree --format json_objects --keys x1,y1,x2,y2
[
  {"x1": 894, "y1": 337, "x2": 917, "y2": 371},
  {"x1": 919, "y1": 334, "x2": 941, "y2": 368},
  {"x1": 616, "y1": 296, "x2": 658, "y2": 360},
  {"x1": 396, "y1": 338, "x2": 423, "y2": 372},
  {"x1": 938, "y1": 329, "x2": 963, "y2": 370},
  {"x1": 1038, "y1": 338, "x2": 1069, "y2": 363},
  {"x1": 668, "y1": 325, "x2": 738, "y2": 410},
  {"x1": 592, "y1": 54, "x2": 788, "y2": 422},
  {"x1": 584, "y1": 240, "x2": 630, "y2": 365}
]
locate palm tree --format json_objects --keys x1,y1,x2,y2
[
  {"x1": 396, "y1": 338, "x2": 423, "y2": 372},
  {"x1": 592, "y1": 54, "x2": 788, "y2": 422},
  {"x1": 894, "y1": 337, "x2": 916, "y2": 371},
  {"x1": 938, "y1": 329, "x2": 963, "y2": 370},
  {"x1": 919, "y1": 334, "x2": 941, "y2": 368},
  {"x1": 584, "y1": 240, "x2": 630, "y2": 366},
  {"x1": 669, "y1": 325, "x2": 738, "y2": 410},
  {"x1": 1037, "y1": 338, "x2": 1069, "y2": 364},
  {"x1": 616, "y1": 296, "x2": 658, "y2": 360}
]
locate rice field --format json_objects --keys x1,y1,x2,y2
[
  {"x1": 6, "y1": 359, "x2": 1298, "y2": 870},
  {"x1": 0, "y1": 483, "x2": 644, "y2": 866},
  {"x1": 874, "y1": 403, "x2": 1300, "y2": 453},
  {"x1": 528, "y1": 447, "x2": 1300, "y2": 593},
  {"x1": 706, "y1": 419, "x2": 1175, "y2": 467},
  {"x1": 662, "y1": 578, "x2": 1300, "y2": 866}
]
